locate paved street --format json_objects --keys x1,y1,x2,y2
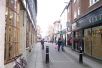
[{"x1": 26, "y1": 42, "x2": 102, "y2": 68}]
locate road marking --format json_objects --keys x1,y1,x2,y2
[
  {"x1": 49, "y1": 54, "x2": 54, "y2": 62},
  {"x1": 50, "y1": 65, "x2": 53, "y2": 68},
  {"x1": 61, "y1": 52, "x2": 75, "y2": 63}
]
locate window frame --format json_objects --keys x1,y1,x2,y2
[
  {"x1": 5, "y1": 0, "x2": 20, "y2": 62},
  {"x1": 74, "y1": 0, "x2": 77, "y2": 3},
  {"x1": 78, "y1": 7, "x2": 80, "y2": 15},
  {"x1": 90, "y1": 0, "x2": 100, "y2": 6},
  {"x1": 74, "y1": 11, "x2": 77, "y2": 19}
]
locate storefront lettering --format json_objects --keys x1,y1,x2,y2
[
  {"x1": 99, "y1": 14, "x2": 102, "y2": 20},
  {"x1": 95, "y1": 16, "x2": 98, "y2": 22},
  {"x1": 89, "y1": 19, "x2": 92, "y2": 24},
  {"x1": 89, "y1": 14, "x2": 102, "y2": 24}
]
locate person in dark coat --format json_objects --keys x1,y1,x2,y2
[
  {"x1": 41, "y1": 39, "x2": 44, "y2": 49},
  {"x1": 57, "y1": 37, "x2": 62, "y2": 51}
]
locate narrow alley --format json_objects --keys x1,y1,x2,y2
[{"x1": 27, "y1": 42, "x2": 102, "y2": 68}]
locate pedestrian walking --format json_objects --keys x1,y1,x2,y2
[
  {"x1": 70, "y1": 38, "x2": 73, "y2": 46},
  {"x1": 41, "y1": 39, "x2": 44, "y2": 49},
  {"x1": 57, "y1": 37, "x2": 62, "y2": 51},
  {"x1": 61, "y1": 37, "x2": 65, "y2": 52}
]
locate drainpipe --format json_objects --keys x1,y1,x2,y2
[{"x1": 70, "y1": 0, "x2": 74, "y2": 50}]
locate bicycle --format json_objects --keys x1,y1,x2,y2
[{"x1": 13, "y1": 54, "x2": 27, "y2": 68}]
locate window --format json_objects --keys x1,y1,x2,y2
[
  {"x1": 84, "y1": 28, "x2": 92, "y2": 55},
  {"x1": 90, "y1": 0, "x2": 100, "y2": 6},
  {"x1": 92, "y1": 26, "x2": 102, "y2": 59},
  {"x1": 74, "y1": 11, "x2": 77, "y2": 19},
  {"x1": 5, "y1": 0, "x2": 20, "y2": 61},
  {"x1": 84, "y1": 26, "x2": 102, "y2": 59},
  {"x1": 68, "y1": 8, "x2": 69, "y2": 13},
  {"x1": 74, "y1": 0, "x2": 77, "y2": 3},
  {"x1": 78, "y1": 8, "x2": 80, "y2": 15}
]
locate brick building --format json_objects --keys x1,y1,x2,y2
[{"x1": 66, "y1": 0, "x2": 102, "y2": 60}]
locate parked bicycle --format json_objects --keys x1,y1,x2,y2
[
  {"x1": 13, "y1": 54, "x2": 27, "y2": 68},
  {"x1": 12, "y1": 54, "x2": 27, "y2": 68}
]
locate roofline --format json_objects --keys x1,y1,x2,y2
[{"x1": 60, "y1": 0, "x2": 72, "y2": 17}]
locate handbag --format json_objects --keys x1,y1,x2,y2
[{"x1": 55, "y1": 45, "x2": 58, "y2": 49}]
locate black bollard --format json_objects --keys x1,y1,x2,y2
[
  {"x1": 79, "y1": 46, "x2": 83, "y2": 63},
  {"x1": 46, "y1": 46, "x2": 49, "y2": 63}
]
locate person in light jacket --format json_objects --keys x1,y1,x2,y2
[{"x1": 61, "y1": 37, "x2": 65, "y2": 52}]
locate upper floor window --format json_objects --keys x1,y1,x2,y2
[
  {"x1": 68, "y1": 8, "x2": 69, "y2": 13},
  {"x1": 90, "y1": 0, "x2": 100, "y2": 6},
  {"x1": 74, "y1": 0, "x2": 77, "y2": 3},
  {"x1": 78, "y1": 7, "x2": 80, "y2": 15},
  {"x1": 74, "y1": 11, "x2": 77, "y2": 19}
]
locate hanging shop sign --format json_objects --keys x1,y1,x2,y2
[
  {"x1": 60, "y1": 31, "x2": 63, "y2": 34},
  {"x1": 66, "y1": 22, "x2": 71, "y2": 27},
  {"x1": 62, "y1": 29, "x2": 66, "y2": 34}
]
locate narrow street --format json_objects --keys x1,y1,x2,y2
[{"x1": 27, "y1": 42, "x2": 102, "y2": 68}]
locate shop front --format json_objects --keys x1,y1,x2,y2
[
  {"x1": 60, "y1": 29, "x2": 67, "y2": 46},
  {"x1": 72, "y1": 6, "x2": 102, "y2": 60}
]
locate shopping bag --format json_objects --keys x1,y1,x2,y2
[{"x1": 55, "y1": 45, "x2": 58, "y2": 49}]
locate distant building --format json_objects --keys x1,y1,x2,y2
[
  {"x1": 37, "y1": 25, "x2": 42, "y2": 41},
  {"x1": 53, "y1": 21, "x2": 61, "y2": 42},
  {"x1": 47, "y1": 25, "x2": 54, "y2": 41}
]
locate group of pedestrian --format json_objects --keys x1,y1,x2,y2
[{"x1": 57, "y1": 36, "x2": 65, "y2": 52}]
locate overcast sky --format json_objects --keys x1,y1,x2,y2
[{"x1": 37, "y1": 0, "x2": 69, "y2": 37}]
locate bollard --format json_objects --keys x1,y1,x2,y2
[
  {"x1": 46, "y1": 46, "x2": 49, "y2": 63},
  {"x1": 79, "y1": 46, "x2": 83, "y2": 63}
]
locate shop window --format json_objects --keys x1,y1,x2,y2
[
  {"x1": 10, "y1": 0, "x2": 14, "y2": 9},
  {"x1": 92, "y1": 26, "x2": 102, "y2": 59},
  {"x1": 5, "y1": 0, "x2": 20, "y2": 61},
  {"x1": 84, "y1": 28, "x2": 92, "y2": 55}
]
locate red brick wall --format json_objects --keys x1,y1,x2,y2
[
  {"x1": 68, "y1": 0, "x2": 102, "y2": 23},
  {"x1": 80, "y1": 0, "x2": 102, "y2": 17}
]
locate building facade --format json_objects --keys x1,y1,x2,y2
[
  {"x1": 53, "y1": 21, "x2": 61, "y2": 42},
  {"x1": 37, "y1": 25, "x2": 42, "y2": 41},
  {"x1": 67, "y1": 0, "x2": 102, "y2": 60},
  {"x1": 0, "y1": 0, "x2": 37, "y2": 68},
  {"x1": 47, "y1": 25, "x2": 54, "y2": 42}
]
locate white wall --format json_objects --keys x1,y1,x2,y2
[
  {"x1": 20, "y1": 10, "x2": 27, "y2": 58},
  {"x1": 0, "y1": 0, "x2": 6, "y2": 68},
  {"x1": 60, "y1": 9, "x2": 67, "y2": 30}
]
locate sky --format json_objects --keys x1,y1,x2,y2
[{"x1": 37, "y1": 0, "x2": 70, "y2": 37}]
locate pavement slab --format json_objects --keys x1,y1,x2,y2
[{"x1": 26, "y1": 42, "x2": 102, "y2": 68}]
